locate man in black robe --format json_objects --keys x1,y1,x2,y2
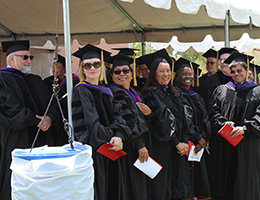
[
  {"x1": 209, "y1": 52, "x2": 260, "y2": 199},
  {"x1": 44, "y1": 54, "x2": 66, "y2": 93},
  {"x1": 198, "y1": 48, "x2": 217, "y2": 89},
  {"x1": 44, "y1": 54, "x2": 80, "y2": 145},
  {"x1": 198, "y1": 47, "x2": 238, "y2": 122},
  {"x1": 0, "y1": 40, "x2": 59, "y2": 199}
]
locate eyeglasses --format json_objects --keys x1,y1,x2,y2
[
  {"x1": 113, "y1": 69, "x2": 131, "y2": 75},
  {"x1": 205, "y1": 61, "x2": 216, "y2": 65},
  {"x1": 181, "y1": 73, "x2": 194, "y2": 77},
  {"x1": 14, "y1": 54, "x2": 34, "y2": 60},
  {"x1": 140, "y1": 68, "x2": 148, "y2": 71},
  {"x1": 83, "y1": 61, "x2": 101, "y2": 70},
  {"x1": 230, "y1": 68, "x2": 244, "y2": 74}
]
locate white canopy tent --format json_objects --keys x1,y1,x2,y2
[
  {"x1": 0, "y1": 0, "x2": 260, "y2": 45},
  {"x1": 1, "y1": 0, "x2": 260, "y2": 137},
  {"x1": 152, "y1": 33, "x2": 260, "y2": 53}
]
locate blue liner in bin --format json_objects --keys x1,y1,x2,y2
[{"x1": 12, "y1": 145, "x2": 90, "y2": 161}]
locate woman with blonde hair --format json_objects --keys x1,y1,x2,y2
[{"x1": 72, "y1": 44, "x2": 131, "y2": 200}]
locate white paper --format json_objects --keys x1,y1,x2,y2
[
  {"x1": 188, "y1": 146, "x2": 204, "y2": 162},
  {"x1": 133, "y1": 156, "x2": 162, "y2": 179}
]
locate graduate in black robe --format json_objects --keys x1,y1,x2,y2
[
  {"x1": 107, "y1": 53, "x2": 152, "y2": 200},
  {"x1": 43, "y1": 54, "x2": 80, "y2": 146},
  {"x1": 0, "y1": 40, "x2": 60, "y2": 200},
  {"x1": 197, "y1": 48, "x2": 217, "y2": 91},
  {"x1": 174, "y1": 57, "x2": 211, "y2": 198},
  {"x1": 198, "y1": 48, "x2": 238, "y2": 121},
  {"x1": 43, "y1": 54, "x2": 66, "y2": 93},
  {"x1": 210, "y1": 52, "x2": 260, "y2": 200},
  {"x1": 141, "y1": 49, "x2": 198, "y2": 200},
  {"x1": 71, "y1": 44, "x2": 131, "y2": 200}
]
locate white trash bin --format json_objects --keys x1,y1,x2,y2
[{"x1": 10, "y1": 143, "x2": 94, "y2": 200}]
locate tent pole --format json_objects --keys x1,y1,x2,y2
[
  {"x1": 224, "y1": 10, "x2": 230, "y2": 47},
  {"x1": 62, "y1": 0, "x2": 74, "y2": 140},
  {"x1": 142, "y1": 33, "x2": 145, "y2": 55}
]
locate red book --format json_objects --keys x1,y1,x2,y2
[
  {"x1": 186, "y1": 141, "x2": 195, "y2": 156},
  {"x1": 97, "y1": 143, "x2": 127, "y2": 161},
  {"x1": 218, "y1": 123, "x2": 244, "y2": 147}
]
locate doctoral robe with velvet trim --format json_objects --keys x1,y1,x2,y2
[
  {"x1": 0, "y1": 68, "x2": 59, "y2": 200},
  {"x1": 210, "y1": 83, "x2": 260, "y2": 200},
  {"x1": 110, "y1": 85, "x2": 151, "y2": 200},
  {"x1": 72, "y1": 82, "x2": 131, "y2": 200}
]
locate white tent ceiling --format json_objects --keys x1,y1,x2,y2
[{"x1": 0, "y1": 0, "x2": 260, "y2": 46}]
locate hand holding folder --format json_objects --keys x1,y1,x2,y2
[
  {"x1": 218, "y1": 123, "x2": 244, "y2": 147},
  {"x1": 97, "y1": 143, "x2": 127, "y2": 161}
]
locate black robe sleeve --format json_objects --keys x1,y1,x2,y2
[
  {"x1": 243, "y1": 86, "x2": 260, "y2": 138},
  {"x1": 72, "y1": 85, "x2": 130, "y2": 149},
  {"x1": 111, "y1": 88, "x2": 149, "y2": 151},
  {"x1": 142, "y1": 89, "x2": 180, "y2": 146}
]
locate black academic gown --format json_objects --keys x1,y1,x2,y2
[
  {"x1": 198, "y1": 71, "x2": 232, "y2": 123},
  {"x1": 72, "y1": 82, "x2": 131, "y2": 200},
  {"x1": 180, "y1": 88, "x2": 211, "y2": 197},
  {"x1": 53, "y1": 75, "x2": 79, "y2": 146},
  {"x1": 110, "y1": 85, "x2": 152, "y2": 200},
  {"x1": 210, "y1": 83, "x2": 260, "y2": 200},
  {"x1": 0, "y1": 68, "x2": 59, "y2": 200},
  {"x1": 142, "y1": 87, "x2": 195, "y2": 200}
]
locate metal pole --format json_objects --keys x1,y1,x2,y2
[
  {"x1": 142, "y1": 33, "x2": 145, "y2": 55},
  {"x1": 62, "y1": 0, "x2": 74, "y2": 140},
  {"x1": 224, "y1": 10, "x2": 230, "y2": 47}
]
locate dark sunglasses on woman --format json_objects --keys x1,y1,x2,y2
[
  {"x1": 83, "y1": 61, "x2": 101, "y2": 70},
  {"x1": 113, "y1": 69, "x2": 130, "y2": 75}
]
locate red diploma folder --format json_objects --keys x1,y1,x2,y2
[
  {"x1": 218, "y1": 123, "x2": 244, "y2": 147},
  {"x1": 186, "y1": 141, "x2": 195, "y2": 156},
  {"x1": 97, "y1": 143, "x2": 127, "y2": 161}
]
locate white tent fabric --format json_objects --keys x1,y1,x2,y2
[
  {"x1": 0, "y1": 0, "x2": 260, "y2": 46},
  {"x1": 152, "y1": 33, "x2": 260, "y2": 53},
  {"x1": 139, "y1": 0, "x2": 260, "y2": 26}
]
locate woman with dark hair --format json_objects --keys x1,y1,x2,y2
[
  {"x1": 71, "y1": 44, "x2": 131, "y2": 200},
  {"x1": 174, "y1": 57, "x2": 211, "y2": 198},
  {"x1": 106, "y1": 53, "x2": 151, "y2": 200},
  {"x1": 141, "y1": 49, "x2": 198, "y2": 200},
  {"x1": 210, "y1": 52, "x2": 260, "y2": 200}
]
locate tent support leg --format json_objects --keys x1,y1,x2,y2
[
  {"x1": 224, "y1": 10, "x2": 230, "y2": 47},
  {"x1": 142, "y1": 33, "x2": 145, "y2": 55},
  {"x1": 63, "y1": 0, "x2": 74, "y2": 140}
]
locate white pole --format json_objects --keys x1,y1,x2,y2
[{"x1": 62, "y1": 0, "x2": 74, "y2": 140}]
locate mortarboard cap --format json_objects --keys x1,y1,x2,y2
[
  {"x1": 224, "y1": 52, "x2": 254, "y2": 65},
  {"x1": 56, "y1": 54, "x2": 66, "y2": 67},
  {"x1": 174, "y1": 57, "x2": 200, "y2": 86},
  {"x1": 249, "y1": 62, "x2": 260, "y2": 83},
  {"x1": 2, "y1": 40, "x2": 30, "y2": 56},
  {"x1": 106, "y1": 53, "x2": 133, "y2": 69},
  {"x1": 136, "y1": 56, "x2": 146, "y2": 65},
  {"x1": 249, "y1": 63, "x2": 260, "y2": 75},
  {"x1": 218, "y1": 47, "x2": 238, "y2": 57},
  {"x1": 202, "y1": 48, "x2": 217, "y2": 58},
  {"x1": 141, "y1": 49, "x2": 172, "y2": 71},
  {"x1": 112, "y1": 48, "x2": 139, "y2": 56},
  {"x1": 72, "y1": 44, "x2": 111, "y2": 61},
  {"x1": 174, "y1": 57, "x2": 199, "y2": 73}
]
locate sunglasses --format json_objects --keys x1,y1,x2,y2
[
  {"x1": 14, "y1": 54, "x2": 34, "y2": 60},
  {"x1": 231, "y1": 68, "x2": 244, "y2": 74},
  {"x1": 113, "y1": 69, "x2": 130, "y2": 75},
  {"x1": 83, "y1": 61, "x2": 101, "y2": 70},
  {"x1": 205, "y1": 61, "x2": 215, "y2": 65}
]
